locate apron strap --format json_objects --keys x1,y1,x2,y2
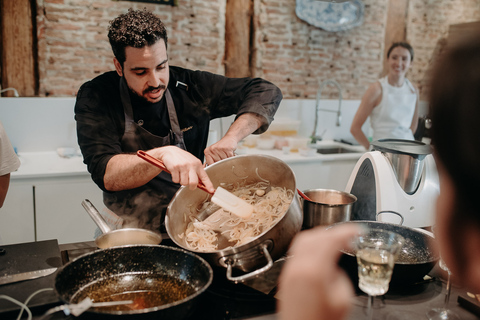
[
  {"x1": 165, "y1": 89, "x2": 187, "y2": 149},
  {"x1": 119, "y1": 77, "x2": 136, "y2": 134}
]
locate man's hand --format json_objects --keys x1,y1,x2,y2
[
  {"x1": 104, "y1": 146, "x2": 214, "y2": 193},
  {"x1": 204, "y1": 112, "x2": 265, "y2": 165},
  {"x1": 151, "y1": 146, "x2": 214, "y2": 192},
  {"x1": 204, "y1": 136, "x2": 238, "y2": 165}
]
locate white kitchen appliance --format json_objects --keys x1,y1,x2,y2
[{"x1": 345, "y1": 139, "x2": 440, "y2": 228}]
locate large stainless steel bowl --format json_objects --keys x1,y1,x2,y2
[
  {"x1": 371, "y1": 139, "x2": 432, "y2": 194},
  {"x1": 165, "y1": 154, "x2": 303, "y2": 282}
]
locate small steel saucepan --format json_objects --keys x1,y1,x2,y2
[
  {"x1": 82, "y1": 199, "x2": 162, "y2": 249},
  {"x1": 302, "y1": 189, "x2": 357, "y2": 229}
]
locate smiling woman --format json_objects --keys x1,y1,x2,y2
[{"x1": 350, "y1": 42, "x2": 419, "y2": 149}]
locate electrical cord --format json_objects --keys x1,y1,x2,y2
[{"x1": 0, "y1": 288, "x2": 57, "y2": 320}]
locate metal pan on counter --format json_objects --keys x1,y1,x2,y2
[
  {"x1": 301, "y1": 188, "x2": 357, "y2": 229},
  {"x1": 329, "y1": 220, "x2": 439, "y2": 288},
  {"x1": 54, "y1": 245, "x2": 213, "y2": 319},
  {"x1": 82, "y1": 199, "x2": 163, "y2": 249}
]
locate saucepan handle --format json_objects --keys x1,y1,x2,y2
[
  {"x1": 224, "y1": 243, "x2": 274, "y2": 282},
  {"x1": 82, "y1": 199, "x2": 112, "y2": 234},
  {"x1": 297, "y1": 189, "x2": 312, "y2": 201}
]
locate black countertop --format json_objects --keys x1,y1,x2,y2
[{"x1": 1, "y1": 240, "x2": 479, "y2": 320}]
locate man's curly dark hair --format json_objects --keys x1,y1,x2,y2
[{"x1": 108, "y1": 8, "x2": 168, "y2": 64}]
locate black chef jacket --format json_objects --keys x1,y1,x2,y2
[{"x1": 75, "y1": 66, "x2": 282, "y2": 232}]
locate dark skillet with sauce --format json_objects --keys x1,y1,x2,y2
[{"x1": 54, "y1": 245, "x2": 213, "y2": 319}]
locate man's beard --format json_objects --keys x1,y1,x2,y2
[{"x1": 127, "y1": 83, "x2": 167, "y2": 104}]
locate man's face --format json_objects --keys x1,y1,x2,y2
[{"x1": 114, "y1": 40, "x2": 169, "y2": 104}]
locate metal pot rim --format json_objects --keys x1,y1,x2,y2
[
  {"x1": 95, "y1": 228, "x2": 163, "y2": 248},
  {"x1": 328, "y1": 221, "x2": 439, "y2": 264},
  {"x1": 303, "y1": 188, "x2": 357, "y2": 206},
  {"x1": 166, "y1": 154, "x2": 298, "y2": 253}
]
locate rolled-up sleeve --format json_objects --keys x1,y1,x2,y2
[
  {"x1": 75, "y1": 80, "x2": 124, "y2": 192},
  {"x1": 183, "y1": 69, "x2": 283, "y2": 134}
]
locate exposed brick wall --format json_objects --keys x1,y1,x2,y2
[
  {"x1": 253, "y1": 0, "x2": 389, "y2": 100},
  {"x1": 407, "y1": 0, "x2": 480, "y2": 100},
  {"x1": 36, "y1": 0, "x2": 225, "y2": 96},
  {"x1": 36, "y1": 0, "x2": 480, "y2": 100}
]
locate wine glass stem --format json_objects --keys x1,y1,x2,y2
[
  {"x1": 443, "y1": 271, "x2": 452, "y2": 309},
  {"x1": 367, "y1": 295, "x2": 374, "y2": 320}
]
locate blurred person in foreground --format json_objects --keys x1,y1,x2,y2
[
  {"x1": 277, "y1": 32, "x2": 480, "y2": 319},
  {"x1": 350, "y1": 42, "x2": 419, "y2": 150},
  {"x1": 75, "y1": 9, "x2": 281, "y2": 232},
  {"x1": 0, "y1": 120, "x2": 20, "y2": 208}
]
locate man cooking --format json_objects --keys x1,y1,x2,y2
[{"x1": 75, "y1": 8, "x2": 282, "y2": 233}]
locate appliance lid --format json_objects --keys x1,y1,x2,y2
[{"x1": 371, "y1": 139, "x2": 432, "y2": 158}]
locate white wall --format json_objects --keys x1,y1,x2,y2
[
  {"x1": 211, "y1": 98, "x2": 429, "y2": 144},
  {"x1": 211, "y1": 99, "x2": 366, "y2": 144},
  {"x1": 0, "y1": 97, "x2": 78, "y2": 153},
  {"x1": 0, "y1": 97, "x2": 372, "y2": 153}
]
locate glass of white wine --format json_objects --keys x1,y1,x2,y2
[{"x1": 355, "y1": 228, "x2": 405, "y2": 320}]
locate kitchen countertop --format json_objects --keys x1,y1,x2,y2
[
  {"x1": 236, "y1": 139, "x2": 365, "y2": 164},
  {"x1": 1, "y1": 240, "x2": 479, "y2": 320},
  {"x1": 11, "y1": 140, "x2": 365, "y2": 180},
  {"x1": 12, "y1": 151, "x2": 88, "y2": 179}
]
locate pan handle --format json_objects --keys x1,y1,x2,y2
[
  {"x1": 81, "y1": 199, "x2": 112, "y2": 234},
  {"x1": 297, "y1": 189, "x2": 313, "y2": 202},
  {"x1": 376, "y1": 210, "x2": 405, "y2": 225},
  {"x1": 224, "y1": 243, "x2": 274, "y2": 282}
]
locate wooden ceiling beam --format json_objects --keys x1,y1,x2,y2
[
  {"x1": 0, "y1": 0, "x2": 37, "y2": 97},
  {"x1": 224, "y1": 0, "x2": 253, "y2": 78}
]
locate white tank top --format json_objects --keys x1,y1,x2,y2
[{"x1": 370, "y1": 76, "x2": 417, "y2": 142}]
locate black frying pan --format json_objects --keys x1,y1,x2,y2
[
  {"x1": 54, "y1": 245, "x2": 213, "y2": 319},
  {"x1": 82, "y1": 199, "x2": 162, "y2": 249},
  {"x1": 329, "y1": 221, "x2": 439, "y2": 287}
]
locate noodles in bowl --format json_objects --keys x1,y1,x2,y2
[
  {"x1": 179, "y1": 181, "x2": 294, "y2": 252},
  {"x1": 166, "y1": 154, "x2": 303, "y2": 277}
]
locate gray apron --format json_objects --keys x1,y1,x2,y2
[{"x1": 103, "y1": 78, "x2": 187, "y2": 232}]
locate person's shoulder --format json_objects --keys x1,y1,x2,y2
[
  {"x1": 170, "y1": 65, "x2": 217, "y2": 79},
  {"x1": 405, "y1": 78, "x2": 418, "y2": 94},
  {"x1": 169, "y1": 66, "x2": 223, "y2": 89},
  {"x1": 366, "y1": 80, "x2": 383, "y2": 96},
  {"x1": 359, "y1": 80, "x2": 383, "y2": 108},
  {"x1": 79, "y1": 71, "x2": 120, "y2": 92},
  {"x1": 75, "y1": 71, "x2": 121, "y2": 111}
]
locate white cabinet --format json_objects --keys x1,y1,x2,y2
[
  {"x1": 0, "y1": 181, "x2": 35, "y2": 244},
  {"x1": 0, "y1": 175, "x2": 103, "y2": 245},
  {"x1": 35, "y1": 175, "x2": 103, "y2": 244}
]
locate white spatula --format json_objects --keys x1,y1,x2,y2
[{"x1": 137, "y1": 150, "x2": 254, "y2": 219}]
